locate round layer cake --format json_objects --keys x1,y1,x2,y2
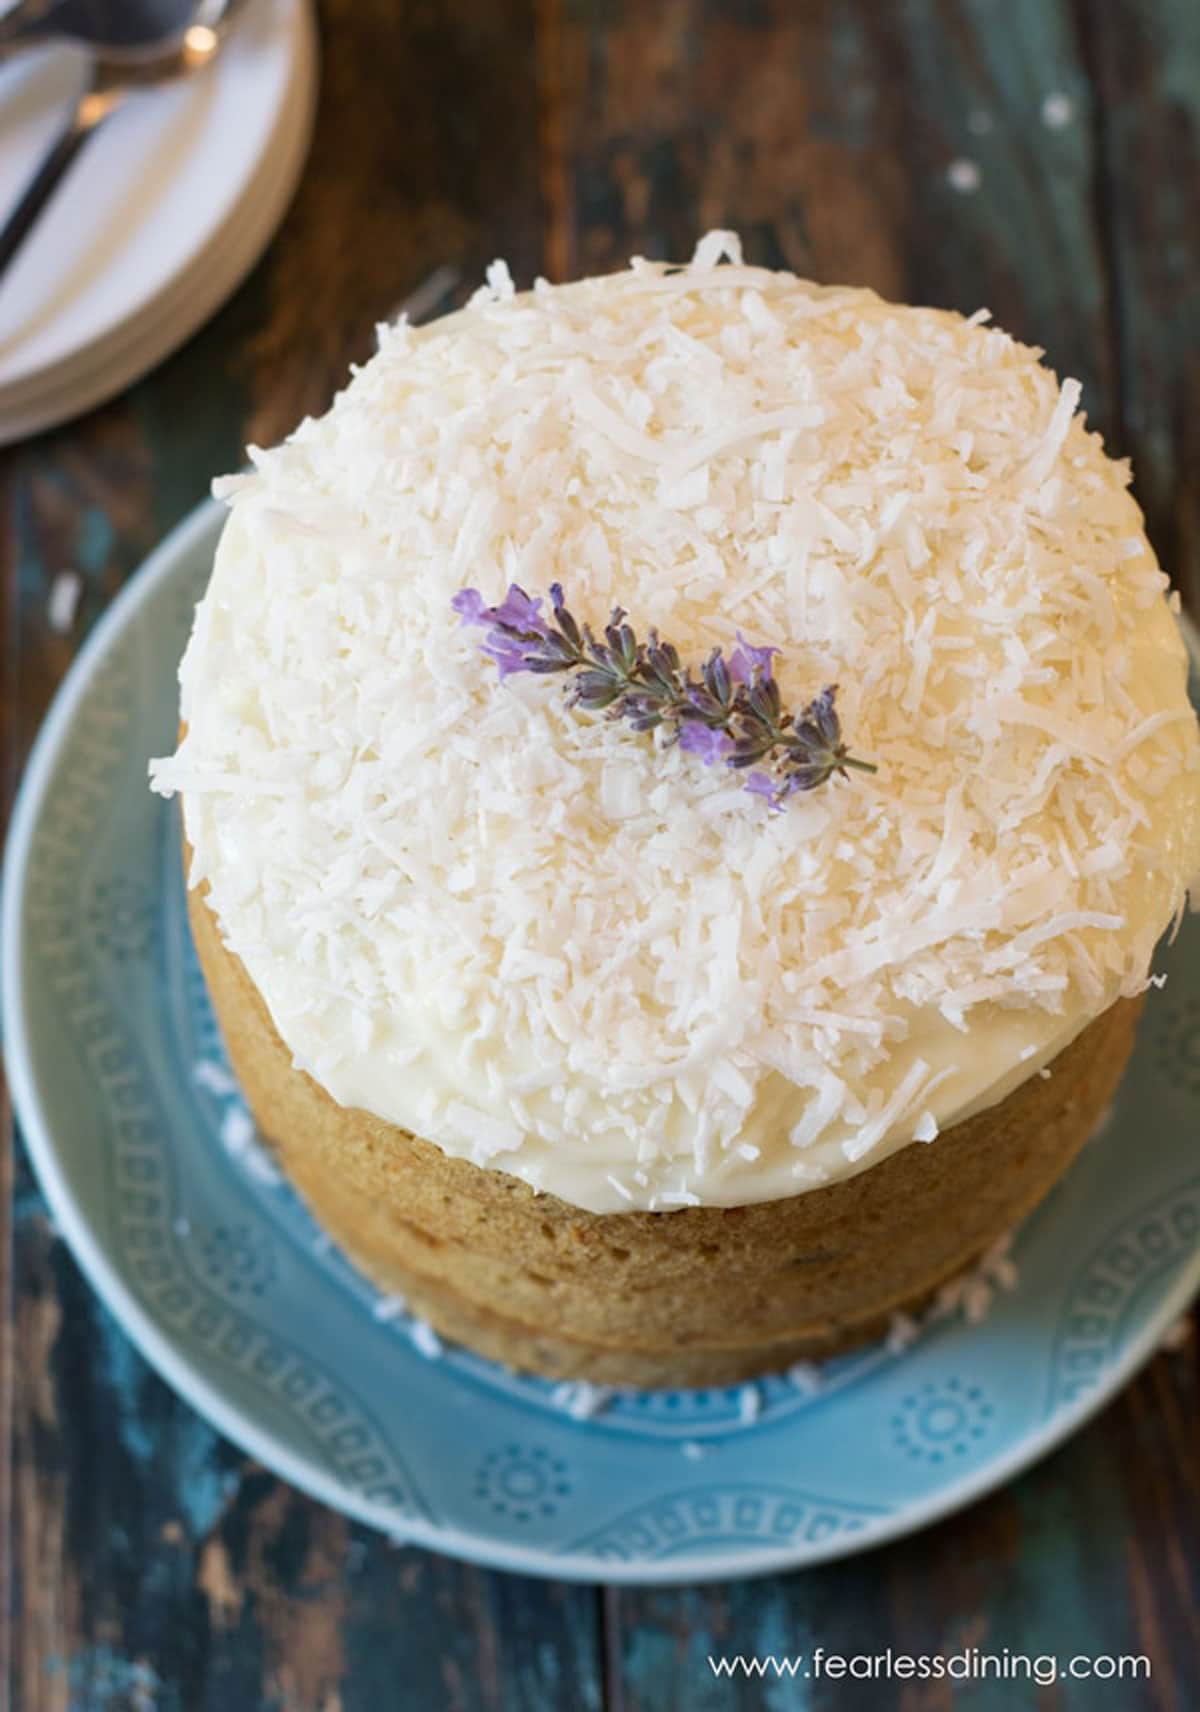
[{"x1": 152, "y1": 233, "x2": 1200, "y2": 1386}]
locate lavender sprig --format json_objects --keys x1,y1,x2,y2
[{"x1": 451, "y1": 583, "x2": 877, "y2": 803}]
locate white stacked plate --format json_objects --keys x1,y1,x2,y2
[{"x1": 0, "y1": 0, "x2": 317, "y2": 445}]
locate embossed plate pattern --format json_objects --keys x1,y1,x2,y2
[{"x1": 4, "y1": 500, "x2": 1199, "y2": 1583}]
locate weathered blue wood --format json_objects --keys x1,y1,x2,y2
[
  {"x1": 1083, "y1": 0, "x2": 1200, "y2": 612},
  {"x1": 13, "y1": 1191, "x2": 604, "y2": 1712},
  {"x1": 549, "y1": 0, "x2": 1119, "y2": 439}
]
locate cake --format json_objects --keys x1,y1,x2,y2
[{"x1": 151, "y1": 233, "x2": 1200, "y2": 1386}]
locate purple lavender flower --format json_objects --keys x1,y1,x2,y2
[
  {"x1": 678, "y1": 722, "x2": 735, "y2": 765},
  {"x1": 728, "y1": 633, "x2": 778, "y2": 686},
  {"x1": 771, "y1": 684, "x2": 876, "y2": 793},
  {"x1": 452, "y1": 583, "x2": 875, "y2": 801},
  {"x1": 451, "y1": 588, "x2": 488, "y2": 625},
  {"x1": 744, "y1": 771, "x2": 782, "y2": 806},
  {"x1": 453, "y1": 582, "x2": 553, "y2": 638},
  {"x1": 790, "y1": 685, "x2": 842, "y2": 755},
  {"x1": 773, "y1": 760, "x2": 835, "y2": 799},
  {"x1": 482, "y1": 636, "x2": 535, "y2": 679},
  {"x1": 455, "y1": 583, "x2": 557, "y2": 678},
  {"x1": 489, "y1": 585, "x2": 551, "y2": 636}
]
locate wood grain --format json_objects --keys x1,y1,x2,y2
[
  {"x1": 10, "y1": 1203, "x2": 603, "y2": 1712},
  {"x1": 239, "y1": 0, "x2": 546, "y2": 451},
  {"x1": 2, "y1": 0, "x2": 1198, "y2": 1707},
  {"x1": 1079, "y1": 0, "x2": 1200, "y2": 612},
  {"x1": 537, "y1": 0, "x2": 1119, "y2": 436}
]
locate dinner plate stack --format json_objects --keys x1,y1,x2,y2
[{"x1": 0, "y1": 0, "x2": 317, "y2": 445}]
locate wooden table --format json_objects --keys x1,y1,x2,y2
[{"x1": 3, "y1": 2, "x2": 1198, "y2": 1706}]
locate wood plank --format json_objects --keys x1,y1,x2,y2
[
  {"x1": 235, "y1": 0, "x2": 547, "y2": 452},
  {"x1": 11, "y1": 1199, "x2": 603, "y2": 1712},
  {"x1": 1080, "y1": 0, "x2": 1200, "y2": 612},
  {"x1": 538, "y1": 0, "x2": 1119, "y2": 437}
]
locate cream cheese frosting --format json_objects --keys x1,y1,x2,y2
[{"x1": 151, "y1": 233, "x2": 1200, "y2": 1214}]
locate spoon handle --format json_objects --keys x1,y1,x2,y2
[
  {"x1": 0, "y1": 86, "x2": 118, "y2": 284},
  {"x1": 0, "y1": 0, "x2": 60, "y2": 53}
]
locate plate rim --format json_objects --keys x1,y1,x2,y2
[
  {"x1": 0, "y1": 0, "x2": 315, "y2": 395},
  {"x1": 0, "y1": 3, "x2": 318, "y2": 442},
  {"x1": 3, "y1": 495, "x2": 1198, "y2": 1586}
]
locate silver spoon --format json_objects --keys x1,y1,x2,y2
[
  {"x1": 0, "y1": 0, "x2": 247, "y2": 282},
  {"x1": 0, "y1": 0, "x2": 227, "y2": 62}
]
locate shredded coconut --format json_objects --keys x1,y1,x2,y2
[
  {"x1": 551, "y1": 1380, "x2": 616, "y2": 1420},
  {"x1": 410, "y1": 1319, "x2": 444, "y2": 1359},
  {"x1": 886, "y1": 1312, "x2": 921, "y2": 1352},
  {"x1": 372, "y1": 1294, "x2": 409, "y2": 1322},
  {"x1": 47, "y1": 570, "x2": 82, "y2": 634},
  {"x1": 738, "y1": 1383, "x2": 762, "y2": 1423},
  {"x1": 930, "y1": 1233, "x2": 1020, "y2": 1324},
  {"x1": 690, "y1": 229, "x2": 744, "y2": 269},
  {"x1": 785, "y1": 1361, "x2": 823, "y2": 1397},
  {"x1": 393, "y1": 263, "x2": 462, "y2": 326},
  {"x1": 194, "y1": 1059, "x2": 238, "y2": 1097},
  {"x1": 218, "y1": 1105, "x2": 281, "y2": 1186}
]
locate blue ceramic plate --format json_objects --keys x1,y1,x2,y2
[{"x1": 4, "y1": 500, "x2": 1199, "y2": 1584}]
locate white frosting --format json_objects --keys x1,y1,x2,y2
[{"x1": 152, "y1": 236, "x2": 1200, "y2": 1214}]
